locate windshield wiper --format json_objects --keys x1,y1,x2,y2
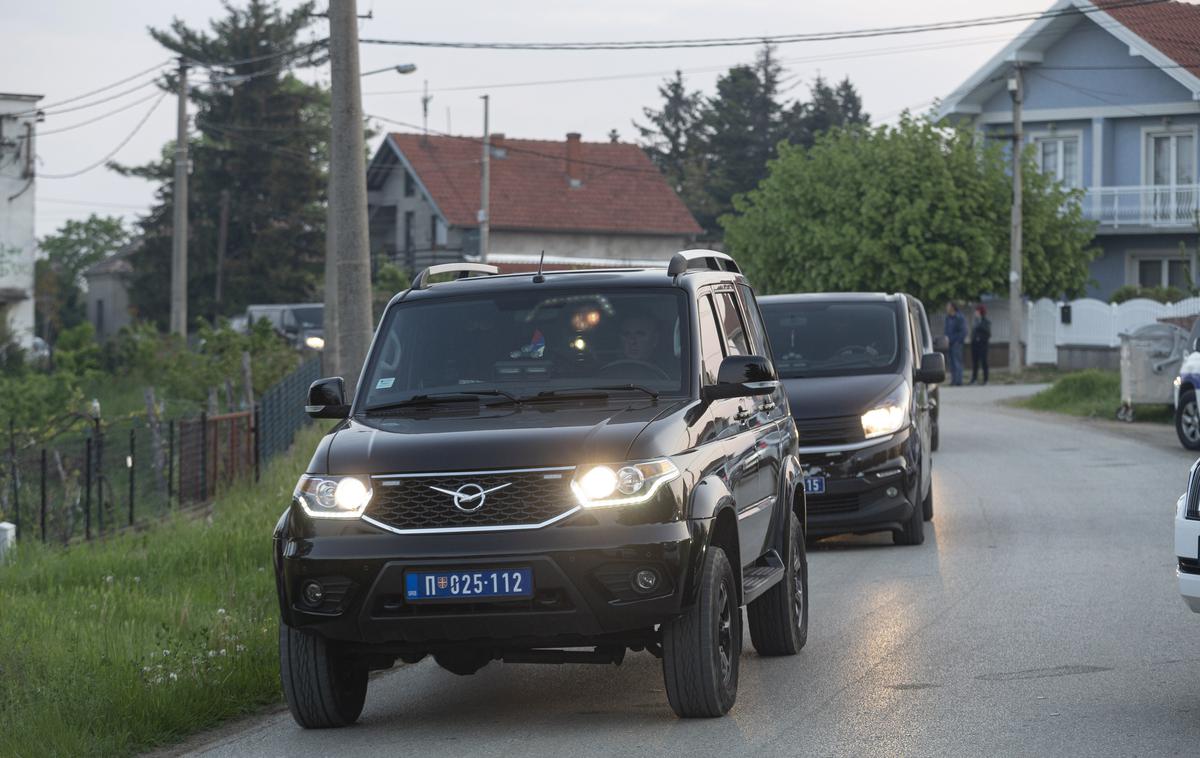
[
  {"x1": 525, "y1": 384, "x2": 659, "y2": 402},
  {"x1": 363, "y1": 389, "x2": 522, "y2": 413}
]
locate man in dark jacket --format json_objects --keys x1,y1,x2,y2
[
  {"x1": 944, "y1": 302, "x2": 967, "y2": 386},
  {"x1": 969, "y1": 304, "x2": 991, "y2": 385}
]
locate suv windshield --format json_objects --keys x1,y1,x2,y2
[
  {"x1": 760, "y1": 300, "x2": 903, "y2": 378},
  {"x1": 360, "y1": 287, "x2": 691, "y2": 409},
  {"x1": 291, "y1": 306, "x2": 323, "y2": 329}
]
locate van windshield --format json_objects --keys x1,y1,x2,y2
[
  {"x1": 360, "y1": 287, "x2": 691, "y2": 409},
  {"x1": 759, "y1": 301, "x2": 903, "y2": 378}
]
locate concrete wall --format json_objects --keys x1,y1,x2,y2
[
  {"x1": 0, "y1": 95, "x2": 40, "y2": 347},
  {"x1": 85, "y1": 272, "x2": 131, "y2": 341},
  {"x1": 1057, "y1": 345, "x2": 1120, "y2": 372},
  {"x1": 489, "y1": 231, "x2": 687, "y2": 262}
]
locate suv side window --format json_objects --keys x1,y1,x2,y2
[
  {"x1": 712, "y1": 291, "x2": 750, "y2": 357},
  {"x1": 697, "y1": 295, "x2": 725, "y2": 386},
  {"x1": 736, "y1": 284, "x2": 771, "y2": 360}
]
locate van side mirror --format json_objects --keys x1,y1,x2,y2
[
  {"x1": 306, "y1": 377, "x2": 349, "y2": 419},
  {"x1": 933, "y1": 335, "x2": 949, "y2": 353},
  {"x1": 916, "y1": 353, "x2": 946, "y2": 384},
  {"x1": 703, "y1": 355, "x2": 778, "y2": 400}
]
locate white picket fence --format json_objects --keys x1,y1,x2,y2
[{"x1": 1021, "y1": 296, "x2": 1200, "y2": 363}]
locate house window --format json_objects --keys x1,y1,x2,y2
[
  {"x1": 1136, "y1": 257, "x2": 1193, "y2": 289},
  {"x1": 404, "y1": 170, "x2": 416, "y2": 197},
  {"x1": 1146, "y1": 131, "x2": 1195, "y2": 187},
  {"x1": 1036, "y1": 136, "x2": 1081, "y2": 188},
  {"x1": 96, "y1": 298, "x2": 105, "y2": 336},
  {"x1": 404, "y1": 211, "x2": 415, "y2": 253}
]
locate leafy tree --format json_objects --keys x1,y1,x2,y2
[
  {"x1": 372, "y1": 263, "x2": 409, "y2": 320},
  {"x1": 113, "y1": 0, "x2": 329, "y2": 328},
  {"x1": 722, "y1": 113, "x2": 1099, "y2": 304},
  {"x1": 35, "y1": 215, "x2": 130, "y2": 342}
]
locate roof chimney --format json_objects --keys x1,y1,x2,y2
[{"x1": 565, "y1": 132, "x2": 582, "y2": 186}]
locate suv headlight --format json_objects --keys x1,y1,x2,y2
[
  {"x1": 294, "y1": 474, "x2": 373, "y2": 519},
  {"x1": 571, "y1": 459, "x2": 679, "y2": 508},
  {"x1": 861, "y1": 383, "x2": 911, "y2": 439}
]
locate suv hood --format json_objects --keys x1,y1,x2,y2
[
  {"x1": 781, "y1": 373, "x2": 904, "y2": 419},
  {"x1": 324, "y1": 399, "x2": 677, "y2": 474}
]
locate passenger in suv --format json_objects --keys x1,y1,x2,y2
[
  {"x1": 757, "y1": 293, "x2": 945, "y2": 545},
  {"x1": 276, "y1": 251, "x2": 807, "y2": 725}
]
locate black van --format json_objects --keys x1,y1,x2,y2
[
  {"x1": 276, "y1": 252, "x2": 807, "y2": 726},
  {"x1": 757, "y1": 293, "x2": 945, "y2": 545}
]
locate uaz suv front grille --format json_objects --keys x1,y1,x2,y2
[
  {"x1": 795, "y1": 415, "x2": 864, "y2": 447},
  {"x1": 363, "y1": 467, "x2": 578, "y2": 533}
]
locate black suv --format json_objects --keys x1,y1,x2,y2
[
  {"x1": 757, "y1": 293, "x2": 945, "y2": 545},
  {"x1": 275, "y1": 251, "x2": 807, "y2": 726}
]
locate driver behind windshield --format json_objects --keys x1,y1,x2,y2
[{"x1": 620, "y1": 313, "x2": 659, "y2": 362}]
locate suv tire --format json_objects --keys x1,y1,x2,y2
[
  {"x1": 893, "y1": 477, "x2": 926, "y2": 546},
  {"x1": 1177, "y1": 389, "x2": 1200, "y2": 450},
  {"x1": 280, "y1": 622, "x2": 368, "y2": 729},
  {"x1": 748, "y1": 512, "x2": 808, "y2": 656},
  {"x1": 921, "y1": 480, "x2": 934, "y2": 522},
  {"x1": 930, "y1": 419, "x2": 939, "y2": 452},
  {"x1": 662, "y1": 545, "x2": 740, "y2": 718}
]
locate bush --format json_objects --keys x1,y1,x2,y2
[{"x1": 1109, "y1": 284, "x2": 1189, "y2": 304}]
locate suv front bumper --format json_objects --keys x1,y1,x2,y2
[
  {"x1": 1175, "y1": 493, "x2": 1200, "y2": 613},
  {"x1": 275, "y1": 510, "x2": 702, "y2": 649}
]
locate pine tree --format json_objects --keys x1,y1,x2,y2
[
  {"x1": 113, "y1": 0, "x2": 329, "y2": 327},
  {"x1": 783, "y1": 75, "x2": 871, "y2": 148}
]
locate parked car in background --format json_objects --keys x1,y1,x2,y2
[
  {"x1": 1174, "y1": 320, "x2": 1200, "y2": 450},
  {"x1": 1176, "y1": 460, "x2": 1200, "y2": 611},
  {"x1": 246, "y1": 303, "x2": 324, "y2": 351},
  {"x1": 758, "y1": 293, "x2": 945, "y2": 545},
  {"x1": 275, "y1": 252, "x2": 808, "y2": 726},
  {"x1": 907, "y1": 295, "x2": 943, "y2": 452}
]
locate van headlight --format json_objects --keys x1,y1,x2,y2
[
  {"x1": 294, "y1": 475, "x2": 373, "y2": 519},
  {"x1": 571, "y1": 459, "x2": 678, "y2": 507},
  {"x1": 861, "y1": 383, "x2": 911, "y2": 439}
]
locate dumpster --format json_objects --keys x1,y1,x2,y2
[{"x1": 1117, "y1": 322, "x2": 1189, "y2": 422}]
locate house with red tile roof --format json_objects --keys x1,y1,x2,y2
[
  {"x1": 365, "y1": 131, "x2": 702, "y2": 273},
  {"x1": 939, "y1": 0, "x2": 1200, "y2": 300}
]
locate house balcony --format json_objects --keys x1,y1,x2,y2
[{"x1": 1081, "y1": 185, "x2": 1200, "y2": 232}]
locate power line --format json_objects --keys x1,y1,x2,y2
[
  {"x1": 364, "y1": 32, "x2": 1020, "y2": 97},
  {"x1": 37, "y1": 76, "x2": 167, "y2": 118},
  {"x1": 40, "y1": 196, "x2": 150, "y2": 210},
  {"x1": 39, "y1": 92, "x2": 169, "y2": 179},
  {"x1": 185, "y1": 38, "x2": 329, "y2": 71},
  {"x1": 360, "y1": 0, "x2": 1167, "y2": 51},
  {"x1": 4, "y1": 58, "x2": 173, "y2": 117},
  {"x1": 36, "y1": 90, "x2": 166, "y2": 137}
]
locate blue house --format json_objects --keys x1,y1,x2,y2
[{"x1": 939, "y1": 0, "x2": 1200, "y2": 300}]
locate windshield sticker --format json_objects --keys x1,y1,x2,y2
[{"x1": 375, "y1": 377, "x2": 395, "y2": 389}]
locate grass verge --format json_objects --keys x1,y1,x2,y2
[
  {"x1": 0, "y1": 425, "x2": 326, "y2": 758},
  {"x1": 1013, "y1": 368, "x2": 1172, "y2": 423}
]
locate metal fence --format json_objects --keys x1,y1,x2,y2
[{"x1": 0, "y1": 358, "x2": 321, "y2": 545}]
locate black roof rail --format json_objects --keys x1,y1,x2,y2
[
  {"x1": 667, "y1": 249, "x2": 740, "y2": 277},
  {"x1": 412, "y1": 262, "x2": 499, "y2": 290}
]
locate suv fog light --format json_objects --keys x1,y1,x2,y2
[
  {"x1": 886, "y1": 486, "x2": 899, "y2": 498},
  {"x1": 633, "y1": 569, "x2": 659, "y2": 594},
  {"x1": 302, "y1": 580, "x2": 325, "y2": 606}
]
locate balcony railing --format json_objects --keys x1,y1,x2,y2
[{"x1": 1082, "y1": 185, "x2": 1200, "y2": 229}]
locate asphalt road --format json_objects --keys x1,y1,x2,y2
[{"x1": 185, "y1": 384, "x2": 1200, "y2": 757}]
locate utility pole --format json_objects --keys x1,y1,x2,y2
[
  {"x1": 214, "y1": 188, "x2": 230, "y2": 315},
  {"x1": 478, "y1": 94, "x2": 490, "y2": 263},
  {"x1": 328, "y1": 0, "x2": 373, "y2": 387},
  {"x1": 170, "y1": 57, "x2": 189, "y2": 339},
  {"x1": 421, "y1": 80, "x2": 431, "y2": 139},
  {"x1": 323, "y1": 204, "x2": 339, "y2": 377},
  {"x1": 1008, "y1": 65, "x2": 1024, "y2": 375}
]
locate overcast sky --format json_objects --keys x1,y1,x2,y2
[{"x1": 3, "y1": 0, "x2": 1051, "y2": 238}]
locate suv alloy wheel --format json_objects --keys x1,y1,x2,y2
[{"x1": 748, "y1": 512, "x2": 808, "y2": 656}]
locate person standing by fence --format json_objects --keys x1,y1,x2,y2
[
  {"x1": 944, "y1": 302, "x2": 967, "y2": 386},
  {"x1": 969, "y1": 304, "x2": 991, "y2": 385}
]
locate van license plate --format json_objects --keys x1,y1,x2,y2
[
  {"x1": 803, "y1": 476, "x2": 826, "y2": 495},
  {"x1": 405, "y1": 568, "x2": 533, "y2": 602}
]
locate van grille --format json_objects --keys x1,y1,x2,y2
[
  {"x1": 795, "y1": 415, "x2": 865, "y2": 447},
  {"x1": 364, "y1": 467, "x2": 578, "y2": 533}
]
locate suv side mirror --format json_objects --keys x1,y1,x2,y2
[
  {"x1": 306, "y1": 377, "x2": 350, "y2": 419},
  {"x1": 916, "y1": 353, "x2": 946, "y2": 384},
  {"x1": 1192, "y1": 336, "x2": 1200, "y2": 354},
  {"x1": 933, "y1": 335, "x2": 949, "y2": 353},
  {"x1": 704, "y1": 355, "x2": 778, "y2": 400}
]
